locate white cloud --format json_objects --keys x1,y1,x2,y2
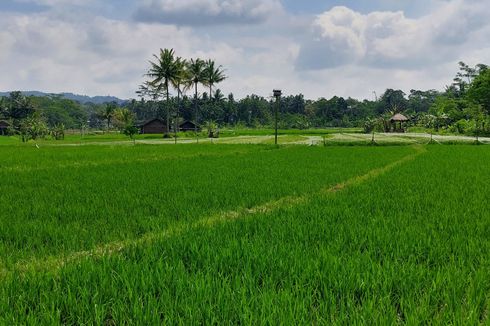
[
  {"x1": 0, "y1": 12, "x2": 201, "y2": 97},
  {"x1": 133, "y1": 0, "x2": 282, "y2": 25},
  {"x1": 0, "y1": 0, "x2": 489, "y2": 101},
  {"x1": 297, "y1": 0, "x2": 489, "y2": 70}
]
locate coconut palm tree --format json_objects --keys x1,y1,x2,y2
[
  {"x1": 213, "y1": 89, "x2": 225, "y2": 102},
  {"x1": 204, "y1": 60, "x2": 226, "y2": 101},
  {"x1": 186, "y1": 58, "x2": 208, "y2": 139},
  {"x1": 170, "y1": 57, "x2": 191, "y2": 143},
  {"x1": 100, "y1": 102, "x2": 117, "y2": 131},
  {"x1": 147, "y1": 48, "x2": 179, "y2": 137}
]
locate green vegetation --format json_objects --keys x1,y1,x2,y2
[
  {"x1": 2, "y1": 62, "x2": 489, "y2": 141},
  {"x1": 0, "y1": 145, "x2": 410, "y2": 265},
  {"x1": 0, "y1": 144, "x2": 489, "y2": 323}
]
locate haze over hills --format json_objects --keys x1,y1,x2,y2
[{"x1": 0, "y1": 91, "x2": 128, "y2": 105}]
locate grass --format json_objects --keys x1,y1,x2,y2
[
  {"x1": 0, "y1": 143, "x2": 489, "y2": 323},
  {"x1": 219, "y1": 127, "x2": 363, "y2": 137},
  {"x1": 0, "y1": 128, "x2": 362, "y2": 146},
  {"x1": 2, "y1": 127, "x2": 487, "y2": 147},
  {"x1": 0, "y1": 144, "x2": 411, "y2": 267}
]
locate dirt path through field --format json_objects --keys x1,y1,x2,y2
[{"x1": 2, "y1": 146, "x2": 427, "y2": 279}]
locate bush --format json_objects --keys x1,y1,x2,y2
[{"x1": 451, "y1": 119, "x2": 469, "y2": 134}]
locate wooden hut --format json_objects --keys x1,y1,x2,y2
[
  {"x1": 390, "y1": 113, "x2": 409, "y2": 132},
  {"x1": 139, "y1": 118, "x2": 168, "y2": 134},
  {"x1": 179, "y1": 121, "x2": 201, "y2": 132},
  {"x1": 0, "y1": 120, "x2": 10, "y2": 136}
]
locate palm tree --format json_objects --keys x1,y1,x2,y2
[
  {"x1": 100, "y1": 102, "x2": 117, "y2": 131},
  {"x1": 204, "y1": 60, "x2": 226, "y2": 101},
  {"x1": 170, "y1": 57, "x2": 191, "y2": 143},
  {"x1": 213, "y1": 89, "x2": 225, "y2": 102},
  {"x1": 114, "y1": 108, "x2": 135, "y2": 129},
  {"x1": 186, "y1": 58, "x2": 208, "y2": 139},
  {"x1": 147, "y1": 48, "x2": 179, "y2": 137}
]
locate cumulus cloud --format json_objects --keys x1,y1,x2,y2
[
  {"x1": 296, "y1": 0, "x2": 489, "y2": 70},
  {"x1": 133, "y1": 0, "x2": 282, "y2": 26},
  {"x1": 0, "y1": 11, "x2": 201, "y2": 96},
  {"x1": 1, "y1": 0, "x2": 489, "y2": 100}
]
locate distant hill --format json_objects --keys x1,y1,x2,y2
[{"x1": 0, "y1": 91, "x2": 128, "y2": 105}]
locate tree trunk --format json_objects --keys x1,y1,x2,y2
[
  {"x1": 175, "y1": 85, "x2": 180, "y2": 144},
  {"x1": 166, "y1": 83, "x2": 170, "y2": 136},
  {"x1": 195, "y1": 82, "x2": 199, "y2": 143}
]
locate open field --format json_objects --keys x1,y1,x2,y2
[
  {"x1": 1, "y1": 129, "x2": 489, "y2": 147},
  {"x1": 1, "y1": 143, "x2": 489, "y2": 323}
]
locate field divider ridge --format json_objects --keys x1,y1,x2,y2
[{"x1": 3, "y1": 145, "x2": 427, "y2": 279}]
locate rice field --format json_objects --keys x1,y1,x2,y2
[
  {"x1": 0, "y1": 143, "x2": 489, "y2": 324},
  {"x1": 1, "y1": 130, "x2": 488, "y2": 147}
]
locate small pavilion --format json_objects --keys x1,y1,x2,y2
[{"x1": 390, "y1": 113, "x2": 409, "y2": 132}]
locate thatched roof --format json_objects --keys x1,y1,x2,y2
[{"x1": 390, "y1": 113, "x2": 409, "y2": 122}]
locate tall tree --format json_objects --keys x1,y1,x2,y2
[
  {"x1": 186, "y1": 58, "x2": 208, "y2": 136},
  {"x1": 378, "y1": 89, "x2": 407, "y2": 114},
  {"x1": 452, "y1": 62, "x2": 488, "y2": 96},
  {"x1": 6, "y1": 91, "x2": 36, "y2": 125},
  {"x1": 467, "y1": 69, "x2": 490, "y2": 115},
  {"x1": 147, "y1": 48, "x2": 179, "y2": 136},
  {"x1": 204, "y1": 60, "x2": 226, "y2": 102},
  {"x1": 136, "y1": 81, "x2": 160, "y2": 101},
  {"x1": 100, "y1": 102, "x2": 117, "y2": 130},
  {"x1": 170, "y1": 56, "x2": 191, "y2": 142}
]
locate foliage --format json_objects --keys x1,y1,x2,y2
[
  {"x1": 98, "y1": 102, "x2": 117, "y2": 130},
  {"x1": 466, "y1": 68, "x2": 490, "y2": 114},
  {"x1": 50, "y1": 123, "x2": 65, "y2": 140},
  {"x1": 19, "y1": 114, "x2": 49, "y2": 142},
  {"x1": 122, "y1": 125, "x2": 139, "y2": 141},
  {"x1": 1, "y1": 61, "x2": 489, "y2": 137},
  {"x1": 4, "y1": 91, "x2": 36, "y2": 124},
  {"x1": 113, "y1": 108, "x2": 135, "y2": 130},
  {"x1": 204, "y1": 59, "x2": 226, "y2": 98},
  {"x1": 204, "y1": 120, "x2": 219, "y2": 138}
]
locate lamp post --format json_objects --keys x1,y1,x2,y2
[{"x1": 273, "y1": 89, "x2": 282, "y2": 145}]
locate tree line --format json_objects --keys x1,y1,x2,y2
[{"x1": 1, "y1": 57, "x2": 489, "y2": 141}]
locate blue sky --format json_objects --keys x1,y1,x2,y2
[
  {"x1": 0, "y1": 0, "x2": 489, "y2": 99},
  {"x1": 0, "y1": 0, "x2": 432, "y2": 17}
]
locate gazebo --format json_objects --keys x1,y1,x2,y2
[{"x1": 390, "y1": 113, "x2": 409, "y2": 132}]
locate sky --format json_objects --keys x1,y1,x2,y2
[{"x1": 0, "y1": 0, "x2": 489, "y2": 100}]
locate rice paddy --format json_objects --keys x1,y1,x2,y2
[{"x1": 0, "y1": 142, "x2": 489, "y2": 324}]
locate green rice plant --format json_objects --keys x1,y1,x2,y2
[
  {"x1": 1, "y1": 145, "x2": 488, "y2": 324},
  {"x1": 0, "y1": 144, "x2": 412, "y2": 267}
]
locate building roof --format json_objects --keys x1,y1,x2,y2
[
  {"x1": 138, "y1": 118, "x2": 165, "y2": 127},
  {"x1": 0, "y1": 120, "x2": 10, "y2": 127},
  {"x1": 390, "y1": 113, "x2": 409, "y2": 122},
  {"x1": 179, "y1": 120, "x2": 198, "y2": 127}
]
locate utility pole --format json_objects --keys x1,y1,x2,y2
[{"x1": 273, "y1": 89, "x2": 282, "y2": 145}]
